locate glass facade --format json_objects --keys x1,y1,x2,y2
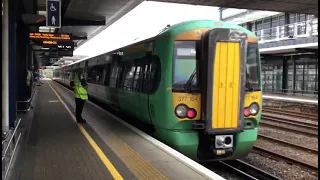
[
  {"x1": 261, "y1": 55, "x2": 318, "y2": 95},
  {"x1": 239, "y1": 13, "x2": 315, "y2": 38},
  {"x1": 294, "y1": 58, "x2": 318, "y2": 93},
  {"x1": 261, "y1": 64, "x2": 283, "y2": 92}
]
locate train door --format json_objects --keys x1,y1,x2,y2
[{"x1": 199, "y1": 28, "x2": 247, "y2": 134}]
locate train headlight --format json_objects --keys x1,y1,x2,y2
[
  {"x1": 249, "y1": 102, "x2": 259, "y2": 115},
  {"x1": 175, "y1": 104, "x2": 188, "y2": 118}
]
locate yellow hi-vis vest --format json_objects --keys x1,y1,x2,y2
[
  {"x1": 74, "y1": 74, "x2": 88, "y2": 100},
  {"x1": 27, "y1": 70, "x2": 32, "y2": 87}
]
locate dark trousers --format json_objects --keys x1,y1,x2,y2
[{"x1": 75, "y1": 98, "x2": 85, "y2": 121}]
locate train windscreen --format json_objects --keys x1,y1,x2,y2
[
  {"x1": 246, "y1": 43, "x2": 261, "y2": 90},
  {"x1": 173, "y1": 41, "x2": 197, "y2": 90},
  {"x1": 173, "y1": 41, "x2": 261, "y2": 91}
]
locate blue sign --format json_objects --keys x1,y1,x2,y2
[{"x1": 46, "y1": 0, "x2": 61, "y2": 28}]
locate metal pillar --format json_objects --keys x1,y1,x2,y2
[
  {"x1": 9, "y1": 0, "x2": 17, "y2": 127},
  {"x1": 2, "y1": 0, "x2": 9, "y2": 132},
  {"x1": 16, "y1": 19, "x2": 29, "y2": 111},
  {"x1": 246, "y1": 22, "x2": 252, "y2": 31},
  {"x1": 292, "y1": 55, "x2": 296, "y2": 93},
  {"x1": 219, "y1": 8, "x2": 223, "y2": 20},
  {"x1": 282, "y1": 56, "x2": 288, "y2": 92}
]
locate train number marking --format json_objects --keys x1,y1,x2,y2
[
  {"x1": 177, "y1": 97, "x2": 188, "y2": 102},
  {"x1": 250, "y1": 95, "x2": 258, "y2": 100},
  {"x1": 177, "y1": 96, "x2": 198, "y2": 102},
  {"x1": 189, "y1": 96, "x2": 198, "y2": 102}
]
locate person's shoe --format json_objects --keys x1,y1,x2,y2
[{"x1": 77, "y1": 119, "x2": 86, "y2": 124}]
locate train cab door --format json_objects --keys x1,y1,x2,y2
[{"x1": 199, "y1": 28, "x2": 247, "y2": 134}]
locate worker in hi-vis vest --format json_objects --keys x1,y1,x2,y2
[
  {"x1": 26, "y1": 70, "x2": 33, "y2": 97},
  {"x1": 70, "y1": 70, "x2": 88, "y2": 123},
  {"x1": 26, "y1": 70, "x2": 32, "y2": 87}
]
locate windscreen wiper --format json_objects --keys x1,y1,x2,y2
[
  {"x1": 245, "y1": 81, "x2": 254, "y2": 92},
  {"x1": 184, "y1": 68, "x2": 197, "y2": 92},
  {"x1": 245, "y1": 72, "x2": 254, "y2": 92}
]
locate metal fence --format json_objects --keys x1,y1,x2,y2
[
  {"x1": 263, "y1": 88, "x2": 318, "y2": 97},
  {"x1": 254, "y1": 18, "x2": 318, "y2": 43},
  {"x1": 2, "y1": 118, "x2": 22, "y2": 180},
  {"x1": 16, "y1": 85, "x2": 36, "y2": 112}
]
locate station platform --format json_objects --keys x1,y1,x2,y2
[
  {"x1": 11, "y1": 79, "x2": 224, "y2": 180},
  {"x1": 262, "y1": 93, "x2": 318, "y2": 104}
]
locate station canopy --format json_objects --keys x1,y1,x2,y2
[{"x1": 22, "y1": 0, "x2": 317, "y2": 66}]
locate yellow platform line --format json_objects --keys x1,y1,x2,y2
[
  {"x1": 47, "y1": 81, "x2": 123, "y2": 180},
  {"x1": 51, "y1": 80, "x2": 168, "y2": 180}
]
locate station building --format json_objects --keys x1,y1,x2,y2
[{"x1": 222, "y1": 9, "x2": 318, "y2": 96}]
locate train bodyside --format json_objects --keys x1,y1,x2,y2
[{"x1": 53, "y1": 19, "x2": 262, "y2": 161}]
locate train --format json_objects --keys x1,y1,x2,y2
[{"x1": 53, "y1": 20, "x2": 262, "y2": 161}]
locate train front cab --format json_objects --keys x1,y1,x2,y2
[
  {"x1": 170, "y1": 27, "x2": 262, "y2": 161},
  {"x1": 197, "y1": 28, "x2": 262, "y2": 161}
]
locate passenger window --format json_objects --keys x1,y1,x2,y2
[
  {"x1": 104, "y1": 64, "x2": 112, "y2": 86},
  {"x1": 123, "y1": 63, "x2": 135, "y2": 90},
  {"x1": 132, "y1": 65, "x2": 141, "y2": 91},
  {"x1": 87, "y1": 65, "x2": 104, "y2": 84},
  {"x1": 116, "y1": 63, "x2": 124, "y2": 88},
  {"x1": 109, "y1": 63, "x2": 118, "y2": 88},
  {"x1": 142, "y1": 55, "x2": 161, "y2": 93},
  {"x1": 87, "y1": 67, "x2": 93, "y2": 83}
]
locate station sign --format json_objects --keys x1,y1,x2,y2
[
  {"x1": 29, "y1": 33, "x2": 70, "y2": 41},
  {"x1": 42, "y1": 40, "x2": 58, "y2": 45},
  {"x1": 40, "y1": 41, "x2": 74, "y2": 51},
  {"x1": 58, "y1": 44, "x2": 73, "y2": 49},
  {"x1": 46, "y1": 0, "x2": 61, "y2": 28},
  {"x1": 43, "y1": 50, "x2": 73, "y2": 57}
]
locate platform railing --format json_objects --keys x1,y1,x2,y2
[
  {"x1": 263, "y1": 88, "x2": 318, "y2": 97},
  {"x1": 254, "y1": 18, "x2": 318, "y2": 43},
  {"x1": 16, "y1": 85, "x2": 36, "y2": 112},
  {"x1": 2, "y1": 118, "x2": 22, "y2": 180}
]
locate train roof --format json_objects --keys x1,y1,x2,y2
[{"x1": 58, "y1": 20, "x2": 257, "y2": 70}]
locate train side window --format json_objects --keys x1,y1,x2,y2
[
  {"x1": 135, "y1": 58, "x2": 147, "y2": 92},
  {"x1": 116, "y1": 63, "x2": 124, "y2": 88},
  {"x1": 109, "y1": 63, "x2": 118, "y2": 88},
  {"x1": 104, "y1": 64, "x2": 112, "y2": 86},
  {"x1": 119, "y1": 63, "x2": 128, "y2": 89},
  {"x1": 97, "y1": 65, "x2": 104, "y2": 84},
  {"x1": 143, "y1": 55, "x2": 161, "y2": 94},
  {"x1": 132, "y1": 61, "x2": 142, "y2": 92},
  {"x1": 123, "y1": 62, "x2": 135, "y2": 90},
  {"x1": 87, "y1": 67, "x2": 93, "y2": 83},
  {"x1": 87, "y1": 65, "x2": 104, "y2": 84}
]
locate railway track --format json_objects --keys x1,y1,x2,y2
[
  {"x1": 263, "y1": 107, "x2": 318, "y2": 121},
  {"x1": 258, "y1": 134, "x2": 318, "y2": 154},
  {"x1": 208, "y1": 160, "x2": 282, "y2": 180},
  {"x1": 253, "y1": 146, "x2": 318, "y2": 172},
  {"x1": 260, "y1": 115, "x2": 318, "y2": 137},
  {"x1": 261, "y1": 115, "x2": 318, "y2": 129}
]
